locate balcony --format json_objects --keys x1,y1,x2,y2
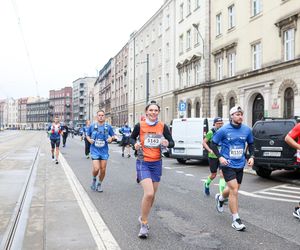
[
  {"x1": 79, "y1": 104, "x2": 85, "y2": 108},
  {"x1": 79, "y1": 96, "x2": 84, "y2": 100}
]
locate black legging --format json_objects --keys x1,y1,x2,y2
[
  {"x1": 84, "y1": 138, "x2": 91, "y2": 156},
  {"x1": 62, "y1": 134, "x2": 68, "y2": 146}
]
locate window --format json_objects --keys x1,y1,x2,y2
[
  {"x1": 187, "y1": 102, "x2": 192, "y2": 118},
  {"x1": 194, "y1": 62, "x2": 200, "y2": 84},
  {"x1": 179, "y1": 35, "x2": 184, "y2": 54},
  {"x1": 158, "y1": 23, "x2": 162, "y2": 36},
  {"x1": 195, "y1": 101, "x2": 200, "y2": 117},
  {"x1": 252, "y1": 42, "x2": 262, "y2": 70},
  {"x1": 187, "y1": 0, "x2": 191, "y2": 15},
  {"x1": 186, "y1": 66, "x2": 191, "y2": 86},
  {"x1": 284, "y1": 87, "x2": 294, "y2": 118},
  {"x1": 228, "y1": 5, "x2": 235, "y2": 29},
  {"x1": 158, "y1": 48, "x2": 162, "y2": 65},
  {"x1": 180, "y1": 3, "x2": 184, "y2": 21},
  {"x1": 166, "y1": 14, "x2": 170, "y2": 29},
  {"x1": 216, "y1": 13, "x2": 222, "y2": 36},
  {"x1": 252, "y1": 0, "x2": 261, "y2": 16},
  {"x1": 166, "y1": 42, "x2": 170, "y2": 61},
  {"x1": 166, "y1": 73, "x2": 170, "y2": 90},
  {"x1": 216, "y1": 57, "x2": 223, "y2": 80},
  {"x1": 217, "y1": 99, "x2": 223, "y2": 117},
  {"x1": 179, "y1": 71, "x2": 183, "y2": 88},
  {"x1": 165, "y1": 107, "x2": 169, "y2": 122},
  {"x1": 152, "y1": 28, "x2": 156, "y2": 42},
  {"x1": 195, "y1": 0, "x2": 200, "y2": 9},
  {"x1": 229, "y1": 97, "x2": 235, "y2": 110},
  {"x1": 228, "y1": 52, "x2": 236, "y2": 77},
  {"x1": 284, "y1": 29, "x2": 295, "y2": 61},
  {"x1": 186, "y1": 30, "x2": 191, "y2": 50},
  {"x1": 158, "y1": 77, "x2": 162, "y2": 93}
]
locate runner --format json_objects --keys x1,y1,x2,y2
[
  {"x1": 47, "y1": 116, "x2": 63, "y2": 164},
  {"x1": 61, "y1": 122, "x2": 69, "y2": 147},
  {"x1": 119, "y1": 121, "x2": 132, "y2": 158},
  {"x1": 211, "y1": 106, "x2": 254, "y2": 231},
  {"x1": 130, "y1": 100, "x2": 174, "y2": 239},
  {"x1": 82, "y1": 119, "x2": 91, "y2": 159},
  {"x1": 284, "y1": 124, "x2": 300, "y2": 220},
  {"x1": 202, "y1": 117, "x2": 225, "y2": 196},
  {"x1": 86, "y1": 110, "x2": 115, "y2": 193}
]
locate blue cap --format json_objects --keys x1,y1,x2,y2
[{"x1": 213, "y1": 117, "x2": 223, "y2": 124}]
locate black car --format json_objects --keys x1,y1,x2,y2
[{"x1": 252, "y1": 117, "x2": 299, "y2": 178}]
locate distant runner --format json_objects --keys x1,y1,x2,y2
[
  {"x1": 120, "y1": 121, "x2": 132, "y2": 158},
  {"x1": 48, "y1": 116, "x2": 63, "y2": 164}
]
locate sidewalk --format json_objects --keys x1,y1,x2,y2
[{"x1": 21, "y1": 139, "x2": 99, "y2": 250}]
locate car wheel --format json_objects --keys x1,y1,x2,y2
[
  {"x1": 256, "y1": 168, "x2": 272, "y2": 178},
  {"x1": 177, "y1": 158, "x2": 187, "y2": 164}
]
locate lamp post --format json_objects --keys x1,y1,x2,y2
[
  {"x1": 192, "y1": 23, "x2": 205, "y2": 59},
  {"x1": 136, "y1": 54, "x2": 150, "y2": 105}
]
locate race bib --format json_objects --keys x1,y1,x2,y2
[
  {"x1": 297, "y1": 150, "x2": 300, "y2": 162},
  {"x1": 229, "y1": 147, "x2": 244, "y2": 159},
  {"x1": 95, "y1": 139, "x2": 105, "y2": 148},
  {"x1": 124, "y1": 132, "x2": 131, "y2": 137},
  {"x1": 144, "y1": 134, "x2": 162, "y2": 148}
]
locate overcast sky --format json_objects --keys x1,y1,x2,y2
[{"x1": 0, "y1": 0, "x2": 163, "y2": 99}]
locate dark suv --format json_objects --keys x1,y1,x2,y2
[{"x1": 252, "y1": 117, "x2": 300, "y2": 178}]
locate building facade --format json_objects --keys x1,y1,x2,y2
[
  {"x1": 210, "y1": 0, "x2": 300, "y2": 126},
  {"x1": 26, "y1": 98, "x2": 50, "y2": 129},
  {"x1": 49, "y1": 87, "x2": 73, "y2": 124},
  {"x1": 95, "y1": 59, "x2": 112, "y2": 123},
  {"x1": 128, "y1": 0, "x2": 177, "y2": 126},
  {"x1": 18, "y1": 97, "x2": 28, "y2": 129},
  {"x1": 72, "y1": 77, "x2": 96, "y2": 127},
  {"x1": 111, "y1": 43, "x2": 129, "y2": 127}
]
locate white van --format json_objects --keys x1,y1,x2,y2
[{"x1": 169, "y1": 118, "x2": 228, "y2": 164}]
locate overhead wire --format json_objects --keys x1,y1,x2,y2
[{"x1": 10, "y1": 0, "x2": 39, "y2": 97}]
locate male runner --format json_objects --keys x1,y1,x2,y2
[
  {"x1": 202, "y1": 117, "x2": 225, "y2": 195},
  {"x1": 48, "y1": 116, "x2": 63, "y2": 164},
  {"x1": 285, "y1": 124, "x2": 300, "y2": 219},
  {"x1": 120, "y1": 121, "x2": 132, "y2": 157},
  {"x1": 86, "y1": 110, "x2": 115, "y2": 192},
  {"x1": 211, "y1": 106, "x2": 254, "y2": 231}
]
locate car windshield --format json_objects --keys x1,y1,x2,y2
[{"x1": 253, "y1": 121, "x2": 295, "y2": 139}]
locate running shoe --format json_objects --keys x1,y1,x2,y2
[
  {"x1": 55, "y1": 160, "x2": 59, "y2": 164},
  {"x1": 138, "y1": 216, "x2": 150, "y2": 230},
  {"x1": 122, "y1": 153, "x2": 124, "y2": 157},
  {"x1": 96, "y1": 182, "x2": 103, "y2": 192},
  {"x1": 204, "y1": 183, "x2": 210, "y2": 196},
  {"x1": 231, "y1": 218, "x2": 246, "y2": 231},
  {"x1": 215, "y1": 193, "x2": 224, "y2": 213},
  {"x1": 127, "y1": 154, "x2": 131, "y2": 158},
  {"x1": 293, "y1": 207, "x2": 300, "y2": 219},
  {"x1": 52, "y1": 155, "x2": 55, "y2": 161},
  {"x1": 138, "y1": 223, "x2": 149, "y2": 239},
  {"x1": 90, "y1": 179, "x2": 97, "y2": 191},
  {"x1": 86, "y1": 154, "x2": 90, "y2": 159}
]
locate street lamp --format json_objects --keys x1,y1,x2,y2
[{"x1": 192, "y1": 23, "x2": 205, "y2": 59}]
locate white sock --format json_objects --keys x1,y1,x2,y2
[{"x1": 232, "y1": 213, "x2": 239, "y2": 221}]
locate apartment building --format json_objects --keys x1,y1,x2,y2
[
  {"x1": 94, "y1": 59, "x2": 113, "y2": 123},
  {"x1": 210, "y1": 0, "x2": 300, "y2": 126},
  {"x1": 27, "y1": 97, "x2": 49, "y2": 129},
  {"x1": 18, "y1": 97, "x2": 28, "y2": 129},
  {"x1": 174, "y1": 0, "x2": 210, "y2": 118},
  {"x1": 72, "y1": 77, "x2": 96, "y2": 126},
  {"x1": 111, "y1": 43, "x2": 129, "y2": 127},
  {"x1": 128, "y1": 0, "x2": 176, "y2": 126},
  {"x1": 49, "y1": 87, "x2": 73, "y2": 124}
]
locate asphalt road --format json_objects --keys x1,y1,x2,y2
[{"x1": 60, "y1": 135, "x2": 300, "y2": 250}]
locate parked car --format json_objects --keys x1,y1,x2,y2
[
  {"x1": 169, "y1": 118, "x2": 228, "y2": 164},
  {"x1": 252, "y1": 117, "x2": 300, "y2": 178},
  {"x1": 113, "y1": 127, "x2": 123, "y2": 144}
]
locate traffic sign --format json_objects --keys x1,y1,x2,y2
[{"x1": 179, "y1": 101, "x2": 186, "y2": 111}]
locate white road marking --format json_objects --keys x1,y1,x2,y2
[
  {"x1": 239, "y1": 190, "x2": 297, "y2": 203},
  {"x1": 176, "y1": 170, "x2": 184, "y2": 174},
  {"x1": 185, "y1": 174, "x2": 194, "y2": 177},
  {"x1": 60, "y1": 154, "x2": 120, "y2": 250}
]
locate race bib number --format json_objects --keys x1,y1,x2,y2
[
  {"x1": 144, "y1": 134, "x2": 162, "y2": 148},
  {"x1": 229, "y1": 147, "x2": 244, "y2": 159},
  {"x1": 124, "y1": 132, "x2": 131, "y2": 137},
  {"x1": 95, "y1": 139, "x2": 105, "y2": 148},
  {"x1": 297, "y1": 150, "x2": 300, "y2": 162}
]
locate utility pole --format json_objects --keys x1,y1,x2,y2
[{"x1": 146, "y1": 54, "x2": 149, "y2": 104}]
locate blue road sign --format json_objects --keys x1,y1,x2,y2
[{"x1": 179, "y1": 101, "x2": 186, "y2": 111}]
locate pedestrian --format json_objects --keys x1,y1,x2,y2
[
  {"x1": 211, "y1": 106, "x2": 254, "y2": 231},
  {"x1": 61, "y1": 122, "x2": 69, "y2": 147},
  {"x1": 82, "y1": 119, "x2": 91, "y2": 159},
  {"x1": 47, "y1": 116, "x2": 63, "y2": 164},
  {"x1": 202, "y1": 117, "x2": 225, "y2": 196},
  {"x1": 86, "y1": 110, "x2": 115, "y2": 193},
  {"x1": 130, "y1": 100, "x2": 174, "y2": 239},
  {"x1": 119, "y1": 121, "x2": 132, "y2": 158},
  {"x1": 284, "y1": 124, "x2": 300, "y2": 220}
]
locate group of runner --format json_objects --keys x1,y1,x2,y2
[{"x1": 47, "y1": 102, "x2": 300, "y2": 238}]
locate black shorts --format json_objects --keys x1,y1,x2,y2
[
  {"x1": 208, "y1": 158, "x2": 220, "y2": 173},
  {"x1": 220, "y1": 166, "x2": 244, "y2": 184},
  {"x1": 50, "y1": 139, "x2": 60, "y2": 149},
  {"x1": 122, "y1": 137, "x2": 130, "y2": 146}
]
